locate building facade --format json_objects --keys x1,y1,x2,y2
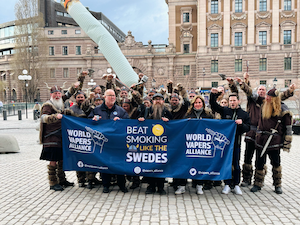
[{"x1": 1, "y1": 0, "x2": 300, "y2": 105}]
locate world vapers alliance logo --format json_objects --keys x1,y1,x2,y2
[
  {"x1": 206, "y1": 128, "x2": 230, "y2": 157},
  {"x1": 85, "y1": 126, "x2": 108, "y2": 153}
]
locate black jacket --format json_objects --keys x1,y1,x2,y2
[{"x1": 210, "y1": 92, "x2": 250, "y2": 146}]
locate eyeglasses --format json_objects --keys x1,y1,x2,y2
[{"x1": 106, "y1": 95, "x2": 115, "y2": 97}]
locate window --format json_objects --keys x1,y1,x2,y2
[
  {"x1": 63, "y1": 68, "x2": 69, "y2": 78},
  {"x1": 211, "y1": 0, "x2": 218, "y2": 14},
  {"x1": 235, "y1": 0, "x2": 243, "y2": 12},
  {"x1": 211, "y1": 33, "x2": 218, "y2": 47},
  {"x1": 284, "y1": 57, "x2": 291, "y2": 70},
  {"x1": 235, "y1": 59, "x2": 242, "y2": 72},
  {"x1": 235, "y1": 32, "x2": 242, "y2": 46},
  {"x1": 183, "y1": 65, "x2": 190, "y2": 75},
  {"x1": 77, "y1": 68, "x2": 82, "y2": 74},
  {"x1": 183, "y1": 13, "x2": 190, "y2": 23},
  {"x1": 284, "y1": 30, "x2": 291, "y2": 44},
  {"x1": 50, "y1": 68, "x2": 55, "y2": 78},
  {"x1": 75, "y1": 30, "x2": 81, "y2": 34},
  {"x1": 76, "y1": 46, "x2": 81, "y2": 55},
  {"x1": 183, "y1": 44, "x2": 190, "y2": 53},
  {"x1": 260, "y1": 80, "x2": 267, "y2": 85},
  {"x1": 61, "y1": 30, "x2": 67, "y2": 34},
  {"x1": 285, "y1": 79, "x2": 291, "y2": 87},
  {"x1": 259, "y1": 58, "x2": 267, "y2": 71},
  {"x1": 49, "y1": 46, "x2": 54, "y2": 56},
  {"x1": 259, "y1": 0, "x2": 267, "y2": 11},
  {"x1": 62, "y1": 46, "x2": 68, "y2": 55},
  {"x1": 259, "y1": 31, "x2": 267, "y2": 45},
  {"x1": 212, "y1": 82, "x2": 218, "y2": 87},
  {"x1": 57, "y1": 11, "x2": 64, "y2": 16},
  {"x1": 48, "y1": 30, "x2": 54, "y2": 35},
  {"x1": 284, "y1": 0, "x2": 291, "y2": 10},
  {"x1": 211, "y1": 60, "x2": 218, "y2": 73}
]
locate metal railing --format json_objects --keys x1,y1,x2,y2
[{"x1": 0, "y1": 102, "x2": 38, "y2": 116}]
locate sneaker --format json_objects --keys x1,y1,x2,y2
[
  {"x1": 196, "y1": 185, "x2": 204, "y2": 195},
  {"x1": 250, "y1": 185, "x2": 261, "y2": 192},
  {"x1": 275, "y1": 186, "x2": 282, "y2": 194},
  {"x1": 175, "y1": 186, "x2": 186, "y2": 195},
  {"x1": 233, "y1": 185, "x2": 242, "y2": 195},
  {"x1": 222, "y1": 185, "x2": 231, "y2": 194}
]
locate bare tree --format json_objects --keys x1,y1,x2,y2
[{"x1": 10, "y1": 0, "x2": 48, "y2": 102}]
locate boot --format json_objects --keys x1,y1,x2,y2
[
  {"x1": 272, "y1": 166, "x2": 282, "y2": 194},
  {"x1": 130, "y1": 176, "x2": 140, "y2": 189},
  {"x1": 251, "y1": 169, "x2": 266, "y2": 192},
  {"x1": 57, "y1": 161, "x2": 74, "y2": 187},
  {"x1": 241, "y1": 164, "x2": 253, "y2": 187},
  {"x1": 48, "y1": 165, "x2": 64, "y2": 191}
]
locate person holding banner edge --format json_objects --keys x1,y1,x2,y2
[
  {"x1": 210, "y1": 90, "x2": 250, "y2": 195},
  {"x1": 40, "y1": 79, "x2": 84, "y2": 191},
  {"x1": 89, "y1": 89, "x2": 130, "y2": 193}
]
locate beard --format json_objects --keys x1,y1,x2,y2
[
  {"x1": 50, "y1": 97, "x2": 64, "y2": 110},
  {"x1": 152, "y1": 103, "x2": 164, "y2": 120},
  {"x1": 262, "y1": 101, "x2": 273, "y2": 120}
]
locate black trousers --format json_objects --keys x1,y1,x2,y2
[
  {"x1": 255, "y1": 149, "x2": 280, "y2": 170},
  {"x1": 244, "y1": 141, "x2": 256, "y2": 165},
  {"x1": 102, "y1": 173, "x2": 126, "y2": 188}
]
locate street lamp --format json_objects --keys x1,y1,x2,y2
[
  {"x1": 152, "y1": 79, "x2": 156, "y2": 89},
  {"x1": 202, "y1": 68, "x2": 205, "y2": 88},
  {"x1": 273, "y1": 77, "x2": 278, "y2": 88},
  {"x1": 18, "y1": 70, "x2": 32, "y2": 119}
]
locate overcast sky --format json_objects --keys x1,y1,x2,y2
[{"x1": 0, "y1": 0, "x2": 169, "y2": 45}]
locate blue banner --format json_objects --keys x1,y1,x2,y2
[{"x1": 61, "y1": 116, "x2": 236, "y2": 180}]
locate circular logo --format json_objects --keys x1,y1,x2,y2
[
  {"x1": 152, "y1": 124, "x2": 164, "y2": 136},
  {"x1": 134, "y1": 166, "x2": 142, "y2": 174},
  {"x1": 113, "y1": 111, "x2": 118, "y2": 115},
  {"x1": 77, "y1": 161, "x2": 84, "y2": 168},
  {"x1": 189, "y1": 168, "x2": 197, "y2": 176}
]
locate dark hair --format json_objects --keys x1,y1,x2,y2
[{"x1": 228, "y1": 92, "x2": 239, "y2": 100}]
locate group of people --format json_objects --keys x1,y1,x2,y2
[{"x1": 39, "y1": 71, "x2": 294, "y2": 196}]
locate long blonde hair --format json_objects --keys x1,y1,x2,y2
[{"x1": 262, "y1": 96, "x2": 281, "y2": 119}]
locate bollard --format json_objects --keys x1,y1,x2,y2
[
  {"x1": 18, "y1": 110, "x2": 22, "y2": 120},
  {"x1": 3, "y1": 110, "x2": 7, "y2": 120}
]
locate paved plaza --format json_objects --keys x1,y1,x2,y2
[{"x1": 0, "y1": 112, "x2": 300, "y2": 225}]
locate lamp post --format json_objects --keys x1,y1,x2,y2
[
  {"x1": 202, "y1": 68, "x2": 205, "y2": 88},
  {"x1": 273, "y1": 77, "x2": 278, "y2": 88},
  {"x1": 152, "y1": 79, "x2": 156, "y2": 89},
  {"x1": 18, "y1": 70, "x2": 32, "y2": 119}
]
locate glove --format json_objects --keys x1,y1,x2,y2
[{"x1": 283, "y1": 135, "x2": 292, "y2": 152}]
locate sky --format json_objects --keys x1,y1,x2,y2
[{"x1": 0, "y1": 0, "x2": 169, "y2": 45}]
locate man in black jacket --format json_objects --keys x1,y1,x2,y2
[{"x1": 210, "y1": 90, "x2": 250, "y2": 195}]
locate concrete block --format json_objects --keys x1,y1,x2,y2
[{"x1": 0, "y1": 135, "x2": 20, "y2": 153}]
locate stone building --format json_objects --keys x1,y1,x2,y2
[{"x1": 1, "y1": 0, "x2": 300, "y2": 104}]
